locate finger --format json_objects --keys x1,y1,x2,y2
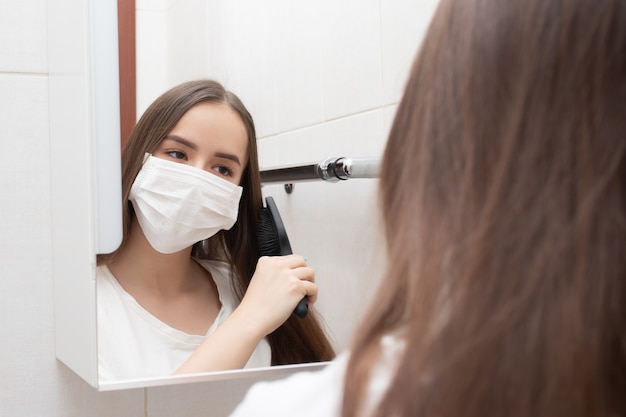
[
  {"x1": 292, "y1": 266, "x2": 315, "y2": 283},
  {"x1": 282, "y1": 254, "x2": 308, "y2": 268},
  {"x1": 301, "y1": 281, "x2": 318, "y2": 304},
  {"x1": 256, "y1": 255, "x2": 299, "y2": 271}
]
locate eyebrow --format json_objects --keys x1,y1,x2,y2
[
  {"x1": 164, "y1": 135, "x2": 198, "y2": 150},
  {"x1": 215, "y1": 152, "x2": 242, "y2": 166},
  {"x1": 163, "y1": 135, "x2": 242, "y2": 166}
]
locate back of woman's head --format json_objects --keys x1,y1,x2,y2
[{"x1": 344, "y1": 0, "x2": 626, "y2": 416}]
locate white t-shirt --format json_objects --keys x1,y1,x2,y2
[
  {"x1": 228, "y1": 334, "x2": 402, "y2": 417},
  {"x1": 97, "y1": 258, "x2": 271, "y2": 382}
]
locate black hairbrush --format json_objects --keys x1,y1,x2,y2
[{"x1": 258, "y1": 196, "x2": 308, "y2": 318}]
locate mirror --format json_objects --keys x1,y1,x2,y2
[{"x1": 50, "y1": 0, "x2": 435, "y2": 391}]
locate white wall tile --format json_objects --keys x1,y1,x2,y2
[
  {"x1": 206, "y1": 0, "x2": 240, "y2": 89},
  {"x1": 380, "y1": 0, "x2": 439, "y2": 104},
  {"x1": 322, "y1": 109, "x2": 386, "y2": 157},
  {"x1": 383, "y1": 104, "x2": 398, "y2": 139},
  {"x1": 319, "y1": 179, "x2": 386, "y2": 350},
  {"x1": 0, "y1": 73, "x2": 145, "y2": 416},
  {"x1": 0, "y1": 0, "x2": 47, "y2": 73},
  {"x1": 146, "y1": 367, "x2": 328, "y2": 417},
  {"x1": 232, "y1": 0, "x2": 277, "y2": 138},
  {"x1": 49, "y1": 371, "x2": 145, "y2": 417},
  {"x1": 167, "y1": 1, "x2": 210, "y2": 86},
  {"x1": 0, "y1": 77, "x2": 52, "y2": 412},
  {"x1": 136, "y1": 0, "x2": 168, "y2": 11},
  {"x1": 321, "y1": 111, "x2": 387, "y2": 349},
  {"x1": 272, "y1": 179, "x2": 338, "y2": 344},
  {"x1": 266, "y1": 126, "x2": 328, "y2": 270},
  {"x1": 136, "y1": 0, "x2": 211, "y2": 118},
  {"x1": 271, "y1": 0, "x2": 324, "y2": 133},
  {"x1": 275, "y1": 124, "x2": 326, "y2": 166},
  {"x1": 136, "y1": 7, "x2": 169, "y2": 118},
  {"x1": 0, "y1": 75, "x2": 50, "y2": 299},
  {"x1": 146, "y1": 375, "x2": 253, "y2": 417},
  {"x1": 257, "y1": 136, "x2": 282, "y2": 169},
  {"x1": 147, "y1": 378, "x2": 252, "y2": 417},
  {"x1": 320, "y1": 0, "x2": 383, "y2": 120}
]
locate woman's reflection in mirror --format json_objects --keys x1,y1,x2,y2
[
  {"x1": 96, "y1": 79, "x2": 335, "y2": 382},
  {"x1": 228, "y1": 0, "x2": 626, "y2": 415}
]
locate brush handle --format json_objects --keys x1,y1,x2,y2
[{"x1": 294, "y1": 297, "x2": 308, "y2": 318}]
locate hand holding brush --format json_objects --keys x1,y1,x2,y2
[{"x1": 257, "y1": 196, "x2": 310, "y2": 318}]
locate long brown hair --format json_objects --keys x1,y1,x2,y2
[
  {"x1": 99, "y1": 79, "x2": 334, "y2": 365},
  {"x1": 343, "y1": 0, "x2": 626, "y2": 416}
]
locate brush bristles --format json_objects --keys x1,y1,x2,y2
[{"x1": 258, "y1": 207, "x2": 282, "y2": 256}]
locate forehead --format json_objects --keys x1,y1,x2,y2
[{"x1": 170, "y1": 101, "x2": 249, "y2": 159}]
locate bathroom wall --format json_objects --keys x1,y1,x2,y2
[{"x1": 0, "y1": 0, "x2": 436, "y2": 416}]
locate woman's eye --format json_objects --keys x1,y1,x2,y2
[
  {"x1": 213, "y1": 166, "x2": 232, "y2": 177},
  {"x1": 166, "y1": 150, "x2": 187, "y2": 160}
]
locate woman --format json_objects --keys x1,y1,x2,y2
[
  {"x1": 97, "y1": 79, "x2": 335, "y2": 381},
  {"x1": 229, "y1": 0, "x2": 626, "y2": 415}
]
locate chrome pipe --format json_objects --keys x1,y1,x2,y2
[{"x1": 260, "y1": 157, "x2": 380, "y2": 184}]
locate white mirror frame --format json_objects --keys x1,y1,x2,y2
[
  {"x1": 48, "y1": 0, "x2": 328, "y2": 390},
  {"x1": 48, "y1": 0, "x2": 123, "y2": 388}
]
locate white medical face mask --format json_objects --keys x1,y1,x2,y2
[{"x1": 129, "y1": 154, "x2": 243, "y2": 254}]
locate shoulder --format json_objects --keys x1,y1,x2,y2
[
  {"x1": 193, "y1": 258, "x2": 235, "y2": 293},
  {"x1": 194, "y1": 258, "x2": 240, "y2": 309},
  {"x1": 96, "y1": 263, "x2": 112, "y2": 281},
  {"x1": 230, "y1": 335, "x2": 405, "y2": 417},
  {"x1": 193, "y1": 258, "x2": 233, "y2": 281},
  {"x1": 96, "y1": 264, "x2": 121, "y2": 297},
  {"x1": 229, "y1": 353, "x2": 349, "y2": 417}
]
